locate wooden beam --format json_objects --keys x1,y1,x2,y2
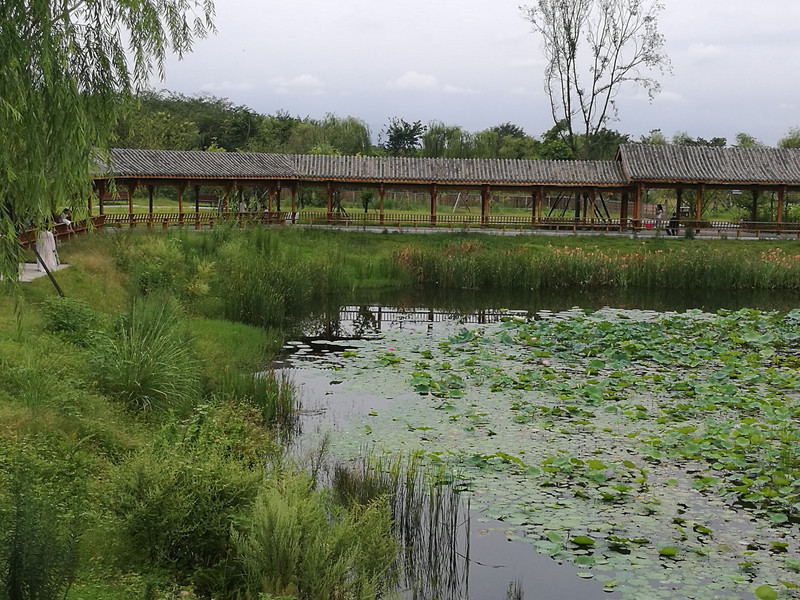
[
  {"x1": 535, "y1": 187, "x2": 544, "y2": 224},
  {"x1": 620, "y1": 192, "x2": 629, "y2": 228},
  {"x1": 379, "y1": 183, "x2": 385, "y2": 226},
  {"x1": 430, "y1": 183, "x2": 438, "y2": 227},
  {"x1": 326, "y1": 181, "x2": 333, "y2": 223},
  {"x1": 481, "y1": 185, "x2": 490, "y2": 227},
  {"x1": 695, "y1": 185, "x2": 704, "y2": 228}
]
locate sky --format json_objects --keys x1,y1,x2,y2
[{"x1": 155, "y1": 0, "x2": 800, "y2": 146}]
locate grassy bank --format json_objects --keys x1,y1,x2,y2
[{"x1": 3, "y1": 227, "x2": 800, "y2": 599}]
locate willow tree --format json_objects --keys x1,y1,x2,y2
[
  {"x1": 521, "y1": 0, "x2": 669, "y2": 159},
  {"x1": 0, "y1": 0, "x2": 215, "y2": 281}
]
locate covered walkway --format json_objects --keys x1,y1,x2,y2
[{"x1": 90, "y1": 145, "x2": 800, "y2": 236}]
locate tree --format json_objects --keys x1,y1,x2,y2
[
  {"x1": 733, "y1": 132, "x2": 764, "y2": 148},
  {"x1": 521, "y1": 0, "x2": 669, "y2": 158},
  {"x1": 1, "y1": 0, "x2": 215, "y2": 281},
  {"x1": 778, "y1": 127, "x2": 800, "y2": 149},
  {"x1": 380, "y1": 118, "x2": 427, "y2": 157}
]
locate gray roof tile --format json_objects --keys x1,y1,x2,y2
[{"x1": 618, "y1": 144, "x2": 800, "y2": 185}]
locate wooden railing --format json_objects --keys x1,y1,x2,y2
[{"x1": 91, "y1": 211, "x2": 800, "y2": 238}]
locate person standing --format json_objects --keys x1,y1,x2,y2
[{"x1": 655, "y1": 204, "x2": 664, "y2": 229}]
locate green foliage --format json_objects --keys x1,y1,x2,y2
[
  {"x1": 233, "y1": 472, "x2": 398, "y2": 600},
  {"x1": 0, "y1": 451, "x2": 85, "y2": 600},
  {"x1": 39, "y1": 297, "x2": 100, "y2": 346},
  {"x1": 217, "y1": 369, "x2": 300, "y2": 441},
  {"x1": 108, "y1": 443, "x2": 261, "y2": 583},
  {"x1": 0, "y1": 0, "x2": 214, "y2": 282},
  {"x1": 91, "y1": 300, "x2": 200, "y2": 412},
  {"x1": 380, "y1": 118, "x2": 426, "y2": 157}
]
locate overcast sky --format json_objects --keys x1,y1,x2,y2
[{"x1": 155, "y1": 0, "x2": 800, "y2": 146}]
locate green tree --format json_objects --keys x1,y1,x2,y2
[
  {"x1": 640, "y1": 129, "x2": 668, "y2": 145},
  {"x1": 733, "y1": 132, "x2": 764, "y2": 148},
  {"x1": 380, "y1": 118, "x2": 427, "y2": 157},
  {"x1": 521, "y1": 0, "x2": 669, "y2": 159},
  {"x1": 0, "y1": 0, "x2": 215, "y2": 281},
  {"x1": 778, "y1": 127, "x2": 800, "y2": 149},
  {"x1": 422, "y1": 122, "x2": 475, "y2": 158}
]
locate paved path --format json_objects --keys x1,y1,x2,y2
[{"x1": 17, "y1": 262, "x2": 70, "y2": 283}]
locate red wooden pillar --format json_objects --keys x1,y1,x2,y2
[
  {"x1": 534, "y1": 187, "x2": 544, "y2": 225},
  {"x1": 291, "y1": 182, "x2": 298, "y2": 224},
  {"x1": 777, "y1": 186, "x2": 785, "y2": 227},
  {"x1": 126, "y1": 180, "x2": 138, "y2": 227},
  {"x1": 224, "y1": 182, "x2": 234, "y2": 215},
  {"x1": 633, "y1": 184, "x2": 643, "y2": 228},
  {"x1": 177, "y1": 181, "x2": 186, "y2": 225},
  {"x1": 430, "y1": 183, "x2": 438, "y2": 227},
  {"x1": 326, "y1": 181, "x2": 333, "y2": 224},
  {"x1": 589, "y1": 188, "x2": 597, "y2": 224},
  {"x1": 275, "y1": 181, "x2": 282, "y2": 212},
  {"x1": 379, "y1": 183, "x2": 385, "y2": 225},
  {"x1": 94, "y1": 180, "x2": 106, "y2": 217},
  {"x1": 695, "y1": 185, "x2": 704, "y2": 229},
  {"x1": 481, "y1": 185, "x2": 490, "y2": 227},
  {"x1": 620, "y1": 192, "x2": 629, "y2": 229}
]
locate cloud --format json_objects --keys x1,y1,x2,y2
[
  {"x1": 654, "y1": 91, "x2": 687, "y2": 104},
  {"x1": 686, "y1": 43, "x2": 727, "y2": 62},
  {"x1": 443, "y1": 84, "x2": 480, "y2": 95},
  {"x1": 387, "y1": 71, "x2": 440, "y2": 91},
  {"x1": 269, "y1": 74, "x2": 325, "y2": 95},
  {"x1": 200, "y1": 80, "x2": 256, "y2": 93}
]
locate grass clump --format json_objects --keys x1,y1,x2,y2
[
  {"x1": 233, "y1": 471, "x2": 398, "y2": 600},
  {"x1": 92, "y1": 299, "x2": 200, "y2": 413}
]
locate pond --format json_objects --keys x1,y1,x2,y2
[{"x1": 280, "y1": 288, "x2": 800, "y2": 600}]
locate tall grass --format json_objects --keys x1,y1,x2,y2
[
  {"x1": 233, "y1": 471, "x2": 399, "y2": 600},
  {"x1": 395, "y1": 241, "x2": 800, "y2": 290},
  {"x1": 332, "y1": 452, "x2": 471, "y2": 600},
  {"x1": 92, "y1": 299, "x2": 201, "y2": 413},
  {"x1": 217, "y1": 368, "x2": 300, "y2": 442}
]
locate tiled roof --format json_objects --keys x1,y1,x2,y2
[
  {"x1": 287, "y1": 154, "x2": 627, "y2": 186},
  {"x1": 99, "y1": 148, "x2": 628, "y2": 187},
  {"x1": 618, "y1": 144, "x2": 800, "y2": 185},
  {"x1": 98, "y1": 146, "x2": 800, "y2": 188},
  {"x1": 102, "y1": 148, "x2": 299, "y2": 179}
]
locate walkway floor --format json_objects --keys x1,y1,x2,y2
[{"x1": 17, "y1": 263, "x2": 70, "y2": 283}]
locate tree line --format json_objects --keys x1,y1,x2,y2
[{"x1": 114, "y1": 90, "x2": 800, "y2": 162}]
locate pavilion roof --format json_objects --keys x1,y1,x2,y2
[
  {"x1": 617, "y1": 144, "x2": 800, "y2": 186},
  {"x1": 103, "y1": 148, "x2": 299, "y2": 179},
  {"x1": 101, "y1": 148, "x2": 629, "y2": 187},
  {"x1": 99, "y1": 146, "x2": 800, "y2": 189}
]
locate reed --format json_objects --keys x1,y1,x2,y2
[
  {"x1": 217, "y1": 367, "x2": 300, "y2": 442},
  {"x1": 233, "y1": 471, "x2": 399, "y2": 600},
  {"x1": 331, "y1": 452, "x2": 471, "y2": 600}
]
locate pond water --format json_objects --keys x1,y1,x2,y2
[{"x1": 280, "y1": 288, "x2": 800, "y2": 600}]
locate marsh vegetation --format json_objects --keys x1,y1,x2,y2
[{"x1": 2, "y1": 228, "x2": 800, "y2": 600}]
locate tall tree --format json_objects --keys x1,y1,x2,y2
[
  {"x1": 521, "y1": 0, "x2": 669, "y2": 158},
  {"x1": 1, "y1": 0, "x2": 215, "y2": 281},
  {"x1": 380, "y1": 118, "x2": 427, "y2": 157},
  {"x1": 778, "y1": 127, "x2": 800, "y2": 149}
]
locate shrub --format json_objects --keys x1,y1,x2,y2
[
  {"x1": 92, "y1": 299, "x2": 200, "y2": 412},
  {"x1": 108, "y1": 446, "x2": 261, "y2": 588},
  {"x1": 39, "y1": 296, "x2": 99, "y2": 346},
  {"x1": 0, "y1": 458, "x2": 83, "y2": 600},
  {"x1": 233, "y1": 473, "x2": 398, "y2": 600}
]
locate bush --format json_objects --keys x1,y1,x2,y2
[
  {"x1": 39, "y1": 296, "x2": 99, "y2": 346},
  {"x1": 92, "y1": 299, "x2": 200, "y2": 412},
  {"x1": 233, "y1": 472, "x2": 398, "y2": 600},
  {"x1": 0, "y1": 457, "x2": 84, "y2": 600},
  {"x1": 108, "y1": 446, "x2": 261, "y2": 588}
]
